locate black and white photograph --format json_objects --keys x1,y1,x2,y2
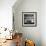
[{"x1": 22, "y1": 12, "x2": 37, "y2": 27}]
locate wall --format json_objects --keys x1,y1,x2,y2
[
  {"x1": 13, "y1": 0, "x2": 41, "y2": 46},
  {"x1": 41, "y1": 0, "x2": 46, "y2": 46},
  {"x1": 0, "y1": 0, "x2": 16, "y2": 30},
  {"x1": 0, "y1": 0, "x2": 45, "y2": 46}
]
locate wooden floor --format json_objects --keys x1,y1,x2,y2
[
  {"x1": 0, "y1": 33, "x2": 23, "y2": 46},
  {"x1": 0, "y1": 39, "x2": 16, "y2": 46}
]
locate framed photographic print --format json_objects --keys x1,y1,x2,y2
[{"x1": 22, "y1": 12, "x2": 37, "y2": 27}]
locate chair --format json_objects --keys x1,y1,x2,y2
[
  {"x1": 14, "y1": 33, "x2": 23, "y2": 46},
  {"x1": 25, "y1": 40, "x2": 35, "y2": 46}
]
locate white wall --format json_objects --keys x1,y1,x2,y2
[
  {"x1": 13, "y1": 0, "x2": 41, "y2": 46},
  {"x1": 13, "y1": 0, "x2": 46, "y2": 46},
  {"x1": 0, "y1": 0, "x2": 46, "y2": 46},
  {"x1": 41, "y1": 0, "x2": 46, "y2": 46},
  {"x1": 0, "y1": 0, "x2": 16, "y2": 30}
]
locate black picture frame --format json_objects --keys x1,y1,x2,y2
[{"x1": 22, "y1": 12, "x2": 37, "y2": 27}]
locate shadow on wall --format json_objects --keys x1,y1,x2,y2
[{"x1": 12, "y1": 0, "x2": 24, "y2": 11}]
